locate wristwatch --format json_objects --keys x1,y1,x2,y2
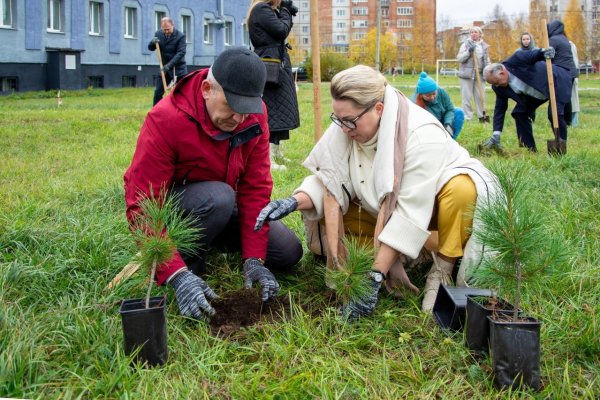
[{"x1": 368, "y1": 270, "x2": 386, "y2": 283}]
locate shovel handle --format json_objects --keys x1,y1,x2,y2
[
  {"x1": 155, "y1": 43, "x2": 169, "y2": 93},
  {"x1": 472, "y1": 51, "x2": 486, "y2": 114},
  {"x1": 542, "y1": 19, "x2": 560, "y2": 141}
]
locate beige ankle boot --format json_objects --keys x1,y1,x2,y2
[
  {"x1": 421, "y1": 253, "x2": 455, "y2": 312},
  {"x1": 270, "y1": 143, "x2": 287, "y2": 171}
]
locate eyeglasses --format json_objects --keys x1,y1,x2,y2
[{"x1": 330, "y1": 104, "x2": 374, "y2": 130}]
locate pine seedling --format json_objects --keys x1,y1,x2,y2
[
  {"x1": 471, "y1": 162, "x2": 565, "y2": 321},
  {"x1": 325, "y1": 237, "x2": 375, "y2": 305},
  {"x1": 131, "y1": 188, "x2": 201, "y2": 308}
]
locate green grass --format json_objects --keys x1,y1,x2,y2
[{"x1": 1, "y1": 77, "x2": 599, "y2": 398}]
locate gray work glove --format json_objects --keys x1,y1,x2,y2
[
  {"x1": 254, "y1": 197, "x2": 298, "y2": 231},
  {"x1": 151, "y1": 37, "x2": 160, "y2": 44},
  {"x1": 280, "y1": 0, "x2": 298, "y2": 16},
  {"x1": 541, "y1": 47, "x2": 555, "y2": 59},
  {"x1": 444, "y1": 124, "x2": 454, "y2": 137},
  {"x1": 161, "y1": 65, "x2": 171, "y2": 73},
  {"x1": 170, "y1": 270, "x2": 218, "y2": 320},
  {"x1": 243, "y1": 258, "x2": 280, "y2": 301},
  {"x1": 467, "y1": 42, "x2": 475, "y2": 54},
  {"x1": 340, "y1": 271, "x2": 384, "y2": 321}
]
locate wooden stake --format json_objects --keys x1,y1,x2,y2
[{"x1": 310, "y1": 0, "x2": 322, "y2": 143}]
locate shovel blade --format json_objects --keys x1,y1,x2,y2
[{"x1": 547, "y1": 139, "x2": 566, "y2": 155}]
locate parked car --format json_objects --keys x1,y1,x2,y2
[
  {"x1": 292, "y1": 66, "x2": 307, "y2": 81},
  {"x1": 439, "y1": 68, "x2": 459, "y2": 77},
  {"x1": 578, "y1": 63, "x2": 596, "y2": 74}
]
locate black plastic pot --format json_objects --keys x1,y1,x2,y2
[
  {"x1": 488, "y1": 314, "x2": 541, "y2": 391},
  {"x1": 465, "y1": 295, "x2": 515, "y2": 355},
  {"x1": 432, "y1": 284, "x2": 492, "y2": 331},
  {"x1": 120, "y1": 295, "x2": 168, "y2": 367}
]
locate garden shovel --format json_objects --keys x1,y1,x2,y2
[
  {"x1": 472, "y1": 52, "x2": 490, "y2": 123},
  {"x1": 542, "y1": 19, "x2": 566, "y2": 155},
  {"x1": 155, "y1": 43, "x2": 169, "y2": 94}
]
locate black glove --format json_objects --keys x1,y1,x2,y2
[
  {"x1": 280, "y1": 0, "x2": 298, "y2": 16},
  {"x1": 151, "y1": 37, "x2": 160, "y2": 44},
  {"x1": 254, "y1": 197, "x2": 298, "y2": 231},
  {"x1": 340, "y1": 271, "x2": 384, "y2": 321},
  {"x1": 467, "y1": 43, "x2": 475, "y2": 54},
  {"x1": 541, "y1": 47, "x2": 555, "y2": 59},
  {"x1": 243, "y1": 258, "x2": 279, "y2": 301},
  {"x1": 170, "y1": 270, "x2": 218, "y2": 320}
]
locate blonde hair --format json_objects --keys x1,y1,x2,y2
[
  {"x1": 330, "y1": 65, "x2": 387, "y2": 108},
  {"x1": 246, "y1": 0, "x2": 281, "y2": 26},
  {"x1": 470, "y1": 26, "x2": 483, "y2": 38}
]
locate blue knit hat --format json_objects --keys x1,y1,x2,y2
[{"x1": 416, "y1": 71, "x2": 437, "y2": 94}]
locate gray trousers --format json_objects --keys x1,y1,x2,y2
[
  {"x1": 460, "y1": 77, "x2": 486, "y2": 120},
  {"x1": 170, "y1": 181, "x2": 303, "y2": 276}
]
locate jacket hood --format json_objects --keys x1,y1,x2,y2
[{"x1": 547, "y1": 20, "x2": 564, "y2": 37}]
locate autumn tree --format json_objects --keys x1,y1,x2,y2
[
  {"x1": 348, "y1": 28, "x2": 398, "y2": 72},
  {"x1": 484, "y1": 5, "x2": 514, "y2": 62},
  {"x1": 529, "y1": 0, "x2": 548, "y2": 46},
  {"x1": 563, "y1": 0, "x2": 586, "y2": 61},
  {"x1": 404, "y1": 1, "x2": 436, "y2": 72}
]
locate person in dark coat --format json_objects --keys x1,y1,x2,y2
[
  {"x1": 479, "y1": 47, "x2": 572, "y2": 153},
  {"x1": 247, "y1": 0, "x2": 300, "y2": 171},
  {"x1": 547, "y1": 20, "x2": 578, "y2": 124},
  {"x1": 124, "y1": 48, "x2": 302, "y2": 320},
  {"x1": 148, "y1": 17, "x2": 187, "y2": 106}
]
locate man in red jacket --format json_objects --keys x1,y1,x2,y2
[{"x1": 124, "y1": 48, "x2": 302, "y2": 320}]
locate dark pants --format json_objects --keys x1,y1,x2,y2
[
  {"x1": 153, "y1": 71, "x2": 184, "y2": 106},
  {"x1": 512, "y1": 96, "x2": 567, "y2": 151},
  {"x1": 170, "y1": 181, "x2": 303, "y2": 276}
]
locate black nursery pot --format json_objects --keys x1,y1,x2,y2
[
  {"x1": 432, "y1": 284, "x2": 492, "y2": 332},
  {"x1": 120, "y1": 295, "x2": 168, "y2": 367},
  {"x1": 465, "y1": 295, "x2": 515, "y2": 355},
  {"x1": 488, "y1": 314, "x2": 542, "y2": 391}
]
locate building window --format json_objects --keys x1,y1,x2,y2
[
  {"x1": 89, "y1": 1, "x2": 103, "y2": 35},
  {"x1": 336, "y1": 9, "x2": 346, "y2": 17},
  {"x1": 381, "y1": 8, "x2": 389, "y2": 17},
  {"x1": 335, "y1": 22, "x2": 346, "y2": 29},
  {"x1": 1, "y1": 0, "x2": 14, "y2": 28},
  {"x1": 352, "y1": 7, "x2": 368, "y2": 15},
  {"x1": 87, "y1": 76, "x2": 104, "y2": 88},
  {"x1": 302, "y1": 37, "x2": 309, "y2": 44},
  {"x1": 352, "y1": 32, "x2": 366, "y2": 40},
  {"x1": 0, "y1": 76, "x2": 17, "y2": 92},
  {"x1": 224, "y1": 21, "x2": 233, "y2": 46},
  {"x1": 124, "y1": 7, "x2": 137, "y2": 38},
  {"x1": 47, "y1": 0, "x2": 62, "y2": 32},
  {"x1": 203, "y1": 18, "x2": 214, "y2": 44},
  {"x1": 351, "y1": 20, "x2": 368, "y2": 28},
  {"x1": 241, "y1": 22, "x2": 249, "y2": 46},
  {"x1": 181, "y1": 14, "x2": 192, "y2": 43},
  {"x1": 155, "y1": 11, "x2": 166, "y2": 31},
  {"x1": 397, "y1": 7, "x2": 413, "y2": 15},
  {"x1": 335, "y1": 34, "x2": 346, "y2": 42},
  {"x1": 302, "y1": 25, "x2": 309, "y2": 33},
  {"x1": 397, "y1": 19, "x2": 412, "y2": 28},
  {"x1": 122, "y1": 76, "x2": 136, "y2": 87},
  {"x1": 398, "y1": 0, "x2": 413, "y2": 2}
]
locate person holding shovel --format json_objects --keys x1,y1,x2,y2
[
  {"x1": 148, "y1": 17, "x2": 187, "y2": 106},
  {"x1": 124, "y1": 48, "x2": 303, "y2": 320},
  {"x1": 457, "y1": 26, "x2": 490, "y2": 123},
  {"x1": 254, "y1": 65, "x2": 498, "y2": 319},
  {"x1": 480, "y1": 47, "x2": 572, "y2": 153}
]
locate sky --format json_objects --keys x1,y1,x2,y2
[{"x1": 437, "y1": 0, "x2": 530, "y2": 28}]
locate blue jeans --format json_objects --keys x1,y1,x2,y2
[{"x1": 452, "y1": 107, "x2": 465, "y2": 139}]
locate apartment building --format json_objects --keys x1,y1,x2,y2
[
  {"x1": 290, "y1": 0, "x2": 436, "y2": 68},
  {"x1": 0, "y1": 0, "x2": 251, "y2": 93}
]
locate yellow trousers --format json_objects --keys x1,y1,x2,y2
[{"x1": 342, "y1": 174, "x2": 476, "y2": 258}]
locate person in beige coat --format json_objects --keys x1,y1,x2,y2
[
  {"x1": 457, "y1": 26, "x2": 491, "y2": 122},
  {"x1": 254, "y1": 65, "x2": 498, "y2": 319}
]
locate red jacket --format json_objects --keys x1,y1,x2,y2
[{"x1": 124, "y1": 68, "x2": 272, "y2": 285}]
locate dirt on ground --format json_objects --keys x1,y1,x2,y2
[{"x1": 208, "y1": 288, "x2": 336, "y2": 338}]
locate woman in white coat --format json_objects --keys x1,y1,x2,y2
[{"x1": 255, "y1": 65, "x2": 497, "y2": 319}]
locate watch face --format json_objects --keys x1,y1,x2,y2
[{"x1": 370, "y1": 271, "x2": 383, "y2": 283}]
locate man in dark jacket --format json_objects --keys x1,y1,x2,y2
[
  {"x1": 148, "y1": 17, "x2": 187, "y2": 106},
  {"x1": 124, "y1": 48, "x2": 303, "y2": 320},
  {"x1": 479, "y1": 47, "x2": 572, "y2": 152}
]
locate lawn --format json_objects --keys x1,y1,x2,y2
[{"x1": 1, "y1": 75, "x2": 599, "y2": 398}]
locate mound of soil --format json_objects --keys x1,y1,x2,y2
[{"x1": 208, "y1": 289, "x2": 294, "y2": 338}]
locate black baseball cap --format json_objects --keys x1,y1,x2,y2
[{"x1": 211, "y1": 48, "x2": 267, "y2": 114}]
